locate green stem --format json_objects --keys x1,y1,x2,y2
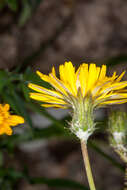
[{"x1": 81, "y1": 140, "x2": 96, "y2": 190}]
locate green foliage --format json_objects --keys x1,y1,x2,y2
[
  {"x1": 0, "y1": 167, "x2": 88, "y2": 190},
  {"x1": 0, "y1": 0, "x2": 43, "y2": 26},
  {"x1": 0, "y1": 71, "x2": 33, "y2": 130},
  {"x1": 19, "y1": 0, "x2": 33, "y2": 26},
  {"x1": 19, "y1": 0, "x2": 43, "y2": 26},
  {"x1": 5, "y1": 0, "x2": 18, "y2": 11},
  {"x1": 105, "y1": 54, "x2": 127, "y2": 67},
  {"x1": 30, "y1": 177, "x2": 88, "y2": 189}
]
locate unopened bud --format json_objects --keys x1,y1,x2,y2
[{"x1": 108, "y1": 111, "x2": 127, "y2": 163}]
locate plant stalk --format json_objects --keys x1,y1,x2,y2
[{"x1": 81, "y1": 140, "x2": 96, "y2": 190}]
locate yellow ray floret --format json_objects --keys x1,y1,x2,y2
[
  {"x1": 28, "y1": 62, "x2": 127, "y2": 108},
  {"x1": 0, "y1": 104, "x2": 24, "y2": 135}
]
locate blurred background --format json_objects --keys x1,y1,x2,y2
[{"x1": 0, "y1": 0, "x2": 127, "y2": 189}]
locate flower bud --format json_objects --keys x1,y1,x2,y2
[{"x1": 108, "y1": 111, "x2": 127, "y2": 163}]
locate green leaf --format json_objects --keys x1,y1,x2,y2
[
  {"x1": 27, "y1": 102, "x2": 65, "y2": 128},
  {"x1": 19, "y1": 0, "x2": 43, "y2": 26},
  {"x1": 19, "y1": 0, "x2": 32, "y2": 26},
  {"x1": 0, "y1": 70, "x2": 10, "y2": 92},
  {"x1": 7, "y1": 168, "x2": 24, "y2": 180},
  {"x1": 0, "y1": 152, "x2": 4, "y2": 167},
  {"x1": 30, "y1": 177, "x2": 88, "y2": 190},
  {"x1": 0, "y1": 168, "x2": 6, "y2": 177},
  {"x1": 2, "y1": 93, "x2": 19, "y2": 114},
  {"x1": 0, "y1": 133, "x2": 33, "y2": 150},
  {"x1": 0, "y1": 0, "x2": 6, "y2": 10},
  {"x1": 2, "y1": 88, "x2": 33, "y2": 129},
  {"x1": 23, "y1": 67, "x2": 50, "y2": 88},
  {"x1": 33, "y1": 124, "x2": 72, "y2": 139},
  {"x1": 21, "y1": 83, "x2": 31, "y2": 101},
  {"x1": 5, "y1": 0, "x2": 18, "y2": 11},
  {"x1": 104, "y1": 54, "x2": 127, "y2": 67},
  {"x1": 0, "y1": 167, "x2": 88, "y2": 190},
  {"x1": 10, "y1": 91, "x2": 33, "y2": 128},
  {"x1": 28, "y1": 0, "x2": 43, "y2": 9}
]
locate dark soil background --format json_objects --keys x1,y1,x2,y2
[
  {"x1": 1, "y1": 0, "x2": 127, "y2": 72},
  {"x1": 1, "y1": 0, "x2": 127, "y2": 189}
]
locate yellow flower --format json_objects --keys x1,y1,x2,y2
[
  {"x1": 28, "y1": 62, "x2": 127, "y2": 142},
  {"x1": 28, "y1": 62, "x2": 127, "y2": 108},
  {"x1": 0, "y1": 104, "x2": 24, "y2": 135}
]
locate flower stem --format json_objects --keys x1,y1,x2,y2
[{"x1": 81, "y1": 140, "x2": 96, "y2": 190}]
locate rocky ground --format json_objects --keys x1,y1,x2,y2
[{"x1": 0, "y1": 0, "x2": 127, "y2": 71}]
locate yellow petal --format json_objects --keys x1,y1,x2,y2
[
  {"x1": 5, "y1": 126, "x2": 13, "y2": 135},
  {"x1": 116, "y1": 71, "x2": 125, "y2": 82},
  {"x1": 9, "y1": 115, "x2": 24, "y2": 126},
  {"x1": 41, "y1": 104, "x2": 67, "y2": 108},
  {"x1": 96, "y1": 67, "x2": 101, "y2": 81},
  {"x1": 99, "y1": 65, "x2": 106, "y2": 80},
  {"x1": 100, "y1": 99, "x2": 127, "y2": 105},
  {"x1": 87, "y1": 64, "x2": 97, "y2": 92},
  {"x1": 0, "y1": 126, "x2": 5, "y2": 135},
  {"x1": 30, "y1": 93, "x2": 66, "y2": 104},
  {"x1": 28, "y1": 83, "x2": 62, "y2": 98},
  {"x1": 78, "y1": 64, "x2": 88, "y2": 96},
  {"x1": 100, "y1": 81, "x2": 127, "y2": 94},
  {"x1": 3, "y1": 104, "x2": 10, "y2": 112},
  {"x1": 51, "y1": 66, "x2": 56, "y2": 76},
  {"x1": 59, "y1": 62, "x2": 77, "y2": 96},
  {"x1": 37, "y1": 69, "x2": 70, "y2": 96},
  {"x1": 59, "y1": 64, "x2": 65, "y2": 81},
  {"x1": 49, "y1": 73, "x2": 71, "y2": 95},
  {"x1": 36, "y1": 70, "x2": 50, "y2": 83},
  {"x1": 0, "y1": 124, "x2": 12, "y2": 135}
]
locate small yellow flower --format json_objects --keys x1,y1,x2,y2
[
  {"x1": 28, "y1": 62, "x2": 127, "y2": 142},
  {"x1": 0, "y1": 104, "x2": 24, "y2": 135}
]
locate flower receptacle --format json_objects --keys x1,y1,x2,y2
[{"x1": 71, "y1": 97, "x2": 95, "y2": 143}]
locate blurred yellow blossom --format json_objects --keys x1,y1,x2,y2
[{"x1": 0, "y1": 104, "x2": 24, "y2": 135}]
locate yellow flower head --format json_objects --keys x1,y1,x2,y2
[
  {"x1": 0, "y1": 104, "x2": 24, "y2": 135},
  {"x1": 28, "y1": 61, "x2": 127, "y2": 142},
  {"x1": 28, "y1": 61, "x2": 127, "y2": 108}
]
